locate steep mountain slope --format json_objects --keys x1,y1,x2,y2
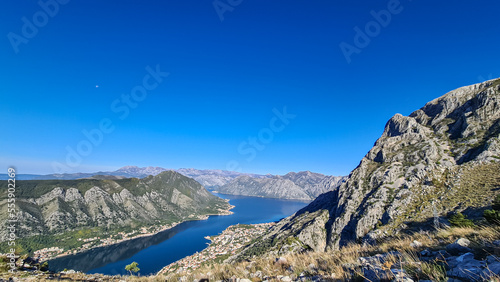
[
  {"x1": 284, "y1": 172, "x2": 347, "y2": 199},
  {"x1": 234, "y1": 78, "x2": 500, "y2": 257},
  {"x1": 0, "y1": 171, "x2": 231, "y2": 243},
  {"x1": 176, "y1": 168, "x2": 268, "y2": 189},
  {"x1": 218, "y1": 171, "x2": 346, "y2": 200},
  {"x1": 218, "y1": 175, "x2": 307, "y2": 200}
]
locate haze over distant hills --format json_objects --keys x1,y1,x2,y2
[
  {"x1": 0, "y1": 166, "x2": 269, "y2": 189},
  {"x1": 1, "y1": 167, "x2": 346, "y2": 200}
]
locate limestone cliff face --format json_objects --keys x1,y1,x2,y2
[
  {"x1": 0, "y1": 171, "x2": 231, "y2": 241},
  {"x1": 176, "y1": 168, "x2": 269, "y2": 189},
  {"x1": 234, "y1": 78, "x2": 500, "y2": 257},
  {"x1": 218, "y1": 171, "x2": 346, "y2": 200}
]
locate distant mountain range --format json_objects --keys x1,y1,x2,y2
[
  {"x1": 217, "y1": 171, "x2": 347, "y2": 201},
  {"x1": 0, "y1": 166, "x2": 268, "y2": 189},
  {"x1": 1, "y1": 166, "x2": 345, "y2": 200}
]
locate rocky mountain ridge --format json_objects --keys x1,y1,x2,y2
[
  {"x1": 233, "y1": 78, "x2": 500, "y2": 257},
  {"x1": 0, "y1": 171, "x2": 231, "y2": 243},
  {"x1": 218, "y1": 171, "x2": 347, "y2": 200}
]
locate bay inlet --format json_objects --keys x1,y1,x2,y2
[{"x1": 48, "y1": 193, "x2": 309, "y2": 275}]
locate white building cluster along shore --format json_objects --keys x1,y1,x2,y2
[
  {"x1": 160, "y1": 222, "x2": 275, "y2": 274},
  {"x1": 32, "y1": 247, "x2": 64, "y2": 262},
  {"x1": 32, "y1": 222, "x2": 182, "y2": 262}
]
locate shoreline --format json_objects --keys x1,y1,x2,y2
[
  {"x1": 157, "y1": 222, "x2": 275, "y2": 276},
  {"x1": 212, "y1": 191, "x2": 312, "y2": 203},
  {"x1": 42, "y1": 204, "x2": 235, "y2": 262}
]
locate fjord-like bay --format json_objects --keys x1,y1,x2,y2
[{"x1": 48, "y1": 193, "x2": 308, "y2": 275}]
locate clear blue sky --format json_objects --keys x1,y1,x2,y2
[{"x1": 1, "y1": 0, "x2": 500, "y2": 176}]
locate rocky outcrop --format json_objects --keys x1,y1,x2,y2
[
  {"x1": 0, "y1": 171, "x2": 231, "y2": 240},
  {"x1": 353, "y1": 247, "x2": 500, "y2": 282},
  {"x1": 235, "y1": 78, "x2": 500, "y2": 255},
  {"x1": 218, "y1": 171, "x2": 346, "y2": 200}
]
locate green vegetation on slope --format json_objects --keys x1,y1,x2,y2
[{"x1": 0, "y1": 171, "x2": 232, "y2": 256}]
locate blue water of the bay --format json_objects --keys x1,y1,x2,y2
[{"x1": 48, "y1": 193, "x2": 308, "y2": 275}]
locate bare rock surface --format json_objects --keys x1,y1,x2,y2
[{"x1": 233, "y1": 78, "x2": 500, "y2": 257}]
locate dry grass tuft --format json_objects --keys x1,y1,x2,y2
[
  {"x1": 157, "y1": 225, "x2": 500, "y2": 281},
  {"x1": 2, "y1": 226, "x2": 500, "y2": 281}
]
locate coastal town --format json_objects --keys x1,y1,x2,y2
[
  {"x1": 28, "y1": 206, "x2": 235, "y2": 262},
  {"x1": 32, "y1": 221, "x2": 182, "y2": 262},
  {"x1": 159, "y1": 222, "x2": 275, "y2": 275},
  {"x1": 33, "y1": 209, "x2": 234, "y2": 262}
]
